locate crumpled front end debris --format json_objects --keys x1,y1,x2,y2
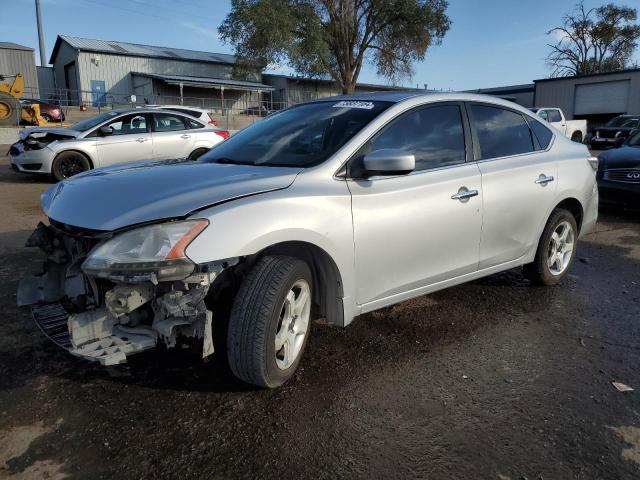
[{"x1": 18, "y1": 222, "x2": 229, "y2": 366}]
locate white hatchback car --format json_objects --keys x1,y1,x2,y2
[
  {"x1": 9, "y1": 109, "x2": 229, "y2": 181},
  {"x1": 18, "y1": 92, "x2": 598, "y2": 388}
]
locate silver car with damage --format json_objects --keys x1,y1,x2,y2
[
  {"x1": 18, "y1": 92, "x2": 598, "y2": 388},
  {"x1": 9, "y1": 108, "x2": 228, "y2": 181}
]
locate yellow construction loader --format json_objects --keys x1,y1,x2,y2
[{"x1": 0, "y1": 73, "x2": 67, "y2": 126}]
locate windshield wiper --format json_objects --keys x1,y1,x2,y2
[{"x1": 211, "y1": 157, "x2": 251, "y2": 165}]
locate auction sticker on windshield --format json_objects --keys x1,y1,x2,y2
[{"x1": 332, "y1": 101, "x2": 375, "y2": 109}]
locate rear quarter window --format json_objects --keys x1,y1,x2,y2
[{"x1": 528, "y1": 117, "x2": 554, "y2": 150}]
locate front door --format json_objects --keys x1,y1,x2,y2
[
  {"x1": 467, "y1": 103, "x2": 558, "y2": 269},
  {"x1": 151, "y1": 112, "x2": 195, "y2": 159},
  {"x1": 347, "y1": 103, "x2": 482, "y2": 307},
  {"x1": 95, "y1": 113, "x2": 153, "y2": 167}
]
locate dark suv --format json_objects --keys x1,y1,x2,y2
[{"x1": 591, "y1": 114, "x2": 640, "y2": 150}]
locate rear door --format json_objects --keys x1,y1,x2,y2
[
  {"x1": 348, "y1": 102, "x2": 482, "y2": 307},
  {"x1": 151, "y1": 112, "x2": 195, "y2": 159},
  {"x1": 469, "y1": 103, "x2": 558, "y2": 269},
  {"x1": 95, "y1": 113, "x2": 153, "y2": 167}
]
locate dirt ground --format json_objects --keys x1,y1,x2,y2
[{"x1": 0, "y1": 147, "x2": 639, "y2": 480}]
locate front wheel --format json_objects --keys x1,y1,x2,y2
[
  {"x1": 227, "y1": 256, "x2": 313, "y2": 388},
  {"x1": 524, "y1": 208, "x2": 578, "y2": 286},
  {"x1": 52, "y1": 151, "x2": 91, "y2": 181}
]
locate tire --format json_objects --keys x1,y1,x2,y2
[
  {"x1": 188, "y1": 148, "x2": 209, "y2": 160},
  {"x1": 227, "y1": 255, "x2": 313, "y2": 388},
  {"x1": 52, "y1": 151, "x2": 91, "y2": 182},
  {"x1": 524, "y1": 208, "x2": 578, "y2": 286},
  {"x1": 571, "y1": 131, "x2": 583, "y2": 143},
  {"x1": 0, "y1": 92, "x2": 18, "y2": 126}
]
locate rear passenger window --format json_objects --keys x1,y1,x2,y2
[
  {"x1": 369, "y1": 104, "x2": 466, "y2": 171},
  {"x1": 470, "y1": 105, "x2": 534, "y2": 159},
  {"x1": 153, "y1": 113, "x2": 187, "y2": 132},
  {"x1": 529, "y1": 117, "x2": 554, "y2": 150}
]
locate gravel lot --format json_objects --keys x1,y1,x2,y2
[{"x1": 0, "y1": 146, "x2": 639, "y2": 480}]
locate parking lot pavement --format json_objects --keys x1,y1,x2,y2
[{"x1": 0, "y1": 146, "x2": 639, "y2": 480}]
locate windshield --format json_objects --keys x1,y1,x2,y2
[
  {"x1": 71, "y1": 111, "x2": 122, "y2": 131},
  {"x1": 200, "y1": 100, "x2": 391, "y2": 167},
  {"x1": 605, "y1": 116, "x2": 640, "y2": 128}
]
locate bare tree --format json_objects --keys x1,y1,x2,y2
[{"x1": 547, "y1": 2, "x2": 640, "y2": 77}]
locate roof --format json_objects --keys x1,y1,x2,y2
[
  {"x1": 133, "y1": 72, "x2": 274, "y2": 91},
  {"x1": 534, "y1": 68, "x2": 640, "y2": 83},
  {"x1": 310, "y1": 91, "x2": 534, "y2": 109},
  {"x1": 262, "y1": 73, "x2": 418, "y2": 91},
  {"x1": 0, "y1": 41, "x2": 33, "y2": 51},
  {"x1": 50, "y1": 35, "x2": 236, "y2": 65}
]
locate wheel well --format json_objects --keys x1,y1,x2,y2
[
  {"x1": 54, "y1": 150, "x2": 94, "y2": 169},
  {"x1": 555, "y1": 198, "x2": 583, "y2": 232},
  {"x1": 259, "y1": 242, "x2": 345, "y2": 326}
]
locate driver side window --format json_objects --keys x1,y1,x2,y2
[
  {"x1": 105, "y1": 114, "x2": 148, "y2": 136},
  {"x1": 367, "y1": 104, "x2": 466, "y2": 172}
]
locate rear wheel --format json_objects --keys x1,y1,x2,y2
[
  {"x1": 524, "y1": 208, "x2": 578, "y2": 286},
  {"x1": 52, "y1": 151, "x2": 91, "y2": 181},
  {"x1": 227, "y1": 256, "x2": 312, "y2": 388},
  {"x1": 571, "y1": 131, "x2": 583, "y2": 143},
  {"x1": 0, "y1": 92, "x2": 18, "y2": 126},
  {"x1": 188, "y1": 148, "x2": 209, "y2": 160}
]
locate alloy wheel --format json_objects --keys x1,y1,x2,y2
[
  {"x1": 274, "y1": 279, "x2": 311, "y2": 370},
  {"x1": 547, "y1": 220, "x2": 575, "y2": 276}
]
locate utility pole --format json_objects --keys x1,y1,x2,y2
[{"x1": 35, "y1": 0, "x2": 46, "y2": 66}]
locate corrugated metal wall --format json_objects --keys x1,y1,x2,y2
[
  {"x1": 0, "y1": 46, "x2": 39, "y2": 96},
  {"x1": 535, "y1": 71, "x2": 640, "y2": 119},
  {"x1": 76, "y1": 51, "x2": 236, "y2": 95}
]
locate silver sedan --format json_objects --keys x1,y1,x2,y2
[
  {"x1": 9, "y1": 108, "x2": 229, "y2": 181},
  {"x1": 19, "y1": 92, "x2": 598, "y2": 388}
]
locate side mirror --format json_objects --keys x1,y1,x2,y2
[
  {"x1": 362, "y1": 149, "x2": 415, "y2": 176},
  {"x1": 98, "y1": 126, "x2": 113, "y2": 136}
]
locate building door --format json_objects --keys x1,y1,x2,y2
[
  {"x1": 90, "y1": 80, "x2": 106, "y2": 107},
  {"x1": 64, "y1": 62, "x2": 78, "y2": 106}
]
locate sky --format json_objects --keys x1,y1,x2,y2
[{"x1": 3, "y1": 0, "x2": 640, "y2": 91}]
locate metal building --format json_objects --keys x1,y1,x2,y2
[
  {"x1": 262, "y1": 74, "x2": 414, "y2": 105},
  {"x1": 49, "y1": 35, "x2": 272, "y2": 110},
  {"x1": 534, "y1": 69, "x2": 640, "y2": 125},
  {"x1": 0, "y1": 42, "x2": 39, "y2": 96},
  {"x1": 462, "y1": 84, "x2": 535, "y2": 108}
]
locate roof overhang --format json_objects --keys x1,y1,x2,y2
[{"x1": 133, "y1": 72, "x2": 274, "y2": 92}]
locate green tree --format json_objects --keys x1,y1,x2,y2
[
  {"x1": 219, "y1": 0, "x2": 450, "y2": 93},
  {"x1": 547, "y1": 2, "x2": 640, "y2": 77}
]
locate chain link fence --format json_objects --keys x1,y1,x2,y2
[{"x1": 5, "y1": 86, "x2": 297, "y2": 130}]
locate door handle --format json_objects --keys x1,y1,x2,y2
[
  {"x1": 136, "y1": 137, "x2": 147, "y2": 143},
  {"x1": 181, "y1": 134, "x2": 191, "y2": 139},
  {"x1": 451, "y1": 187, "x2": 479, "y2": 201},
  {"x1": 535, "y1": 174, "x2": 554, "y2": 185}
]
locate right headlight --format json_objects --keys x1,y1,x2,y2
[{"x1": 82, "y1": 219, "x2": 208, "y2": 282}]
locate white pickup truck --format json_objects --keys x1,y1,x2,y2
[{"x1": 530, "y1": 108, "x2": 587, "y2": 143}]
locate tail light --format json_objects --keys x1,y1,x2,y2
[
  {"x1": 208, "y1": 120, "x2": 218, "y2": 127},
  {"x1": 587, "y1": 156, "x2": 598, "y2": 172},
  {"x1": 214, "y1": 130, "x2": 230, "y2": 140}
]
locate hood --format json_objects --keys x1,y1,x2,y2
[
  {"x1": 599, "y1": 146, "x2": 640, "y2": 168},
  {"x1": 20, "y1": 127, "x2": 80, "y2": 140},
  {"x1": 41, "y1": 159, "x2": 301, "y2": 231},
  {"x1": 596, "y1": 126, "x2": 635, "y2": 133}
]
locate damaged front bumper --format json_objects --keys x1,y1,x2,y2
[{"x1": 18, "y1": 222, "x2": 231, "y2": 366}]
